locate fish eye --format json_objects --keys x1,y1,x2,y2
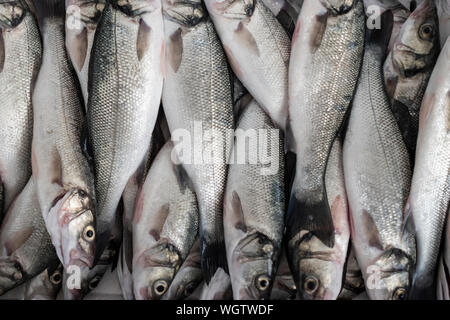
[
  {"x1": 303, "y1": 275, "x2": 319, "y2": 295},
  {"x1": 419, "y1": 24, "x2": 434, "y2": 41},
  {"x1": 83, "y1": 226, "x2": 95, "y2": 241},
  {"x1": 255, "y1": 275, "x2": 271, "y2": 291},
  {"x1": 184, "y1": 282, "x2": 197, "y2": 297},
  {"x1": 50, "y1": 272, "x2": 62, "y2": 285},
  {"x1": 153, "y1": 280, "x2": 169, "y2": 296},
  {"x1": 393, "y1": 287, "x2": 407, "y2": 300}
]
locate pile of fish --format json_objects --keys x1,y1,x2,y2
[{"x1": 0, "y1": 0, "x2": 448, "y2": 300}]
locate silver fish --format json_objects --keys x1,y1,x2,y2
[
  {"x1": 287, "y1": 0, "x2": 364, "y2": 263},
  {"x1": 163, "y1": 239, "x2": 203, "y2": 300},
  {"x1": 65, "y1": 0, "x2": 105, "y2": 107},
  {"x1": 223, "y1": 98, "x2": 284, "y2": 300},
  {"x1": 288, "y1": 139, "x2": 350, "y2": 300},
  {"x1": 343, "y1": 18, "x2": 415, "y2": 300},
  {"x1": 384, "y1": 0, "x2": 440, "y2": 161},
  {"x1": 162, "y1": 0, "x2": 234, "y2": 282},
  {"x1": 32, "y1": 0, "x2": 96, "y2": 292},
  {"x1": 0, "y1": 178, "x2": 58, "y2": 295},
  {"x1": 87, "y1": 0, "x2": 164, "y2": 260},
  {"x1": 24, "y1": 265, "x2": 63, "y2": 300},
  {"x1": 132, "y1": 142, "x2": 199, "y2": 300},
  {"x1": 0, "y1": 0, "x2": 41, "y2": 215},
  {"x1": 204, "y1": 0, "x2": 290, "y2": 130},
  {"x1": 405, "y1": 37, "x2": 450, "y2": 299}
]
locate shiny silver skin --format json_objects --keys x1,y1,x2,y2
[
  {"x1": 132, "y1": 142, "x2": 199, "y2": 300},
  {"x1": 24, "y1": 265, "x2": 63, "y2": 300},
  {"x1": 288, "y1": 139, "x2": 350, "y2": 300},
  {"x1": 0, "y1": 178, "x2": 58, "y2": 296},
  {"x1": 343, "y1": 26, "x2": 415, "y2": 300},
  {"x1": 406, "y1": 37, "x2": 450, "y2": 299},
  {"x1": 223, "y1": 98, "x2": 284, "y2": 300},
  {"x1": 161, "y1": 0, "x2": 234, "y2": 283},
  {"x1": 204, "y1": 0, "x2": 290, "y2": 130},
  {"x1": 383, "y1": 0, "x2": 440, "y2": 161},
  {"x1": 0, "y1": 0, "x2": 41, "y2": 216},
  {"x1": 87, "y1": 0, "x2": 164, "y2": 260},
  {"x1": 65, "y1": 0, "x2": 105, "y2": 107},
  {"x1": 287, "y1": 0, "x2": 364, "y2": 266},
  {"x1": 163, "y1": 239, "x2": 203, "y2": 300}
]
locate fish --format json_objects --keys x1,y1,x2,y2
[
  {"x1": 383, "y1": 0, "x2": 440, "y2": 162},
  {"x1": 0, "y1": 0, "x2": 41, "y2": 216},
  {"x1": 261, "y1": 0, "x2": 302, "y2": 37},
  {"x1": 162, "y1": 239, "x2": 203, "y2": 300},
  {"x1": 161, "y1": 0, "x2": 234, "y2": 282},
  {"x1": 197, "y1": 268, "x2": 233, "y2": 300},
  {"x1": 132, "y1": 142, "x2": 199, "y2": 300},
  {"x1": 269, "y1": 250, "x2": 297, "y2": 300},
  {"x1": 0, "y1": 178, "x2": 59, "y2": 296},
  {"x1": 87, "y1": 0, "x2": 164, "y2": 261},
  {"x1": 223, "y1": 98, "x2": 285, "y2": 300},
  {"x1": 24, "y1": 265, "x2": 63, "y2": 300},
  {"x1": 405, "y1": 37, "x2": 450, "y2": 299},
  {"x1": 387, "y1": 6, "x2": 410, "y2": 52},
  {"x1": 337, "y1": 246, "x2": 365, "y2": 300},
  {"x1": 436, "y1": 0, "x2": 449, "y2": 48},
  {"x1": 288, "y1": 139, "x2": 350, "y2": 300},
  {"x1": 65, "y1": 0, "x2": 106, "y2": 107},
  {"x1": 287, "y1": 0, "x2": 364, "y2": 264},
  {"x1": 343, "y1": 15, "x2": 416, "y2": 300},
  {"x1": 32, "y1": 1, "x2": 96, "y2": 295},
  {"x1": 204, "y1": 0, "x2": 290, "y2": 130},
  {"x1": 436, "y1": 208, "x2": 450, "y2": 300}
]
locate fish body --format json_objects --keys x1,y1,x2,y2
[
  {"x1": 406, "y1": 37, "x2": 450, "y2": 299},
  {"x1": 87, "y1": 0, "x2": 164, "y2": 258},
  {"x1": 223, "y1": 98, "x2": 285, "y2": 300},
  {"x1": 205, "y1": 0, "x2": 290, "y2": 130},
  {"x1": 0, "y1": 1, "x2": 41, "y2": 215},
  {"x1": 132, "y1": 142, "x2": 199, "y2": 300},
  {"x1": 162, "y1": 0, "x2": 234, "y2": 282},
  {"x1": 384, "y1": 0, "x2": 440, "y2": 161},
  {"x1": 343, "y1": 22, "x2": 415, "y2": 300},
  {"x1": 287, "y1": 0, "x2": 364, "y2": 264},
  {"x1": 436, "y1": 208, "x2": 450, "y2": 300},
  {"x1": 436, "y1": 0, "x2": 449, "y2": 47}
]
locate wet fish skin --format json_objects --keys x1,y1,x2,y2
[
  {"x1": 0, "y1": 1, "x2": 41, "y2": 215},
  {"x1": 343, "y1": 20, "x2": 415, "y2": 300},
  {"x1": 132, "y1": 142, "x2": 199, "y2": 300},
  {"x1": 162, "y1": 0, "x2": 234, "y2": 283},
  {"x1": 288, "y1": 139, "x2": 350, "y2": 300},
  {"x1": 163, "y1": 239, "x2": 203, "y2": 300},
  {"x1": 384, "y1": 0, "x2": 440, "y2": 161},
  {"x1": 32, "y1": 1, "x2": 96, "y2": 289},
  {"x1": 87, "y1": 0, "x2": 164, "y2": 260},
  {"x1": 24, "y1": 265, "x2": 63, "y2": 300},
  {"x1": 65, "y1": 0, "x2": 106, "y2": 107},
  {"x1": 204, "y1": 0, "x2": 290, "y2": 130},
  {"x1": 406, "y1": 37, "x2": 450, "y2": 299},
  {"x1": 0, "y1": 179, "x2": 58, "y2": 296},
  {"x1": 287, "y1": 0, "x2": 364, "y2": 257}
]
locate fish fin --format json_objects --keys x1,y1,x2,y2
[
  {"x1": 0, "y1": 31, "x2": 4, "y2": 73},
  {"x1": 137, "y1": 18, "x2": 151, "y2": 61},
  {"x1": 309, "y1": 12, "x2": 328, "y2": 53},
  {"x1": 34, "y1": 0, "x2": 65, "y2": 23},
  {"x1": 391, "y1": 99, "x2": 416, "y2": 165},
  {"x1": 234, "y1": 22, "x2": 259, "y2": 57},
  {"x1": 200, "y1": 238, "x2": 228, "y2": 285},
  {"x1": 286, "y1": 192, "x2": 335, "y2": 248},
  {"x1": 228, "y1": 191, "x2": 247, "y2": 233},
  {"x1": 360, "y1": 210, "x2": 383, "y2": 251},
  {"x1": 174, "y1": 163, "x2": 195, "y2": 194},
  {"x1": 68, "y1": 27, "x2": 88, "y2": 72},
  {"x1": 149, "y1": 203, "x2": 170, "y2": 242},
  {"x1": 167, "y1": 28, "x2": 183, "y2": 73},
  {"x1": 401, "y1": 201, "x2": 416, "y2": 237},
  {"x1": 284, "y1": 120, "x2": 295, "y2": 153},
  {"x1": 284, "y1": 151, "x2": 296, "y2": 202}
]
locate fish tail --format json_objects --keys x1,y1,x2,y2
[
  {"x1": 34, "y1": 0, "x2": 66, "y2": 23},
  {"x1": 286, "y1": 189, "x2": 335, "y2": 248},
  {"x1": 200, "y1": 234, "x2": 228, "y2": 284}
]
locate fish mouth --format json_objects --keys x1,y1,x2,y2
[{"x1": 0, "y1": 1, "x2": 26, "y2": 28}]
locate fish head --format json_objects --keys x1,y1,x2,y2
[
  {"x1": 162, "y1": 0, "x2": 205, "y2": 27},
  {"x1": 204, "y1": 0, "x2": 255, "y2": 20},
  {"x1": 0, "y1": 0, "x2": 26, "y2": 28},
  {"x1": 319, "y1": 0, "x2": 354, "y2": 15},
  {"x1": 392, "y1": 0, "x2": 439, "y2": 77},
  {"x1": 366, "y1": 248, "x2": 413, "y2": 300},
  {"x1": 66, "y1": 0, "x2": 105, "y2": 26},
  {"x1": 230, "y1": 232, "x2": 278, "y2": 300},
  {"x1": 133, "y1": 240, "x2": 182, "y2": 300},
  {"x1": 287, "y1": 231, "x2": 343, "y2": 300},
  {"x1": 163, "y1": 266, "x2": 203, "y2": 299}
]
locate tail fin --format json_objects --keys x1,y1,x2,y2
[{"x1": 200, "y1": 235, "x2": 228, "y2": 284}]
